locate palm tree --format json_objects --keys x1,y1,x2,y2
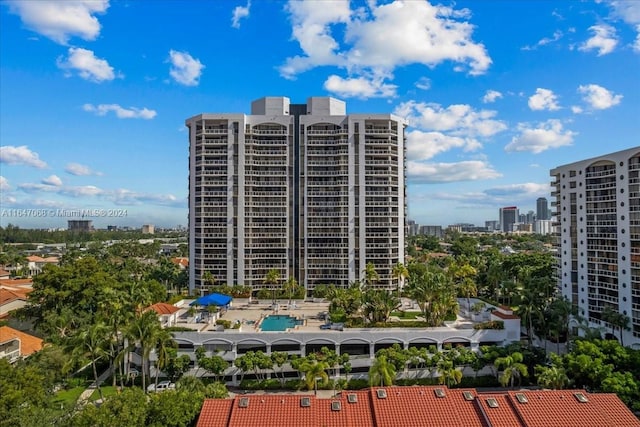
[
  {"x1": 392, "y1": 262, "x2": 409, "y2": 296},
  {"x1": 264, "y1": 268, "x2": 281, "y2": 304},
  {"x1": 601, "y1": 306, "x2": 631, "y2": 346},
  {"x1": 495, "y1": 351, "x2": 528, "y2": 388},
  {"x1": 128, "y1": 310, "x2": 162, "y2": 391},
  {"x1": 66, "y1": 322, "x2": 111, "y2": 401},
  {"x1": 536, "y1": 365, "x2": 569, "y2": 390},
  {"x1": 362, "y1": 262, "x2": 379, "y2": 289},
  {"x1": 154, "y1": 328, "x2": 176, "y2": 389},
  {"x1": 283, "y1": 276, "x2": 298, "y2": 306},
  {"x1": 361, "y1": 289, "x2": 400, "y2": 324},
  {"x1": 368, "y1": 354, "x2": 396, "y2": 387},
  {"x1": 436, "y1": 357, "x2": 462, "y2": 387},
  {"x1": 407, "y1": 264, "x2": 456, "y2": 327},
  {"x1": 299, "y1": 359, "x2": 330, "y2": 393}
]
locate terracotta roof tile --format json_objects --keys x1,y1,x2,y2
[
  {"x1": 0, "y1": 326, "x2": 43, "y2": 357},
  {"x1": 492, "y1": 311, "x2": 520, "y2": 320},
  {"x1": 369, "y1": 386, "x2": 486, "y2": 427},
  {"x1": 228, "y1": 394, "x2": 319, "y2": 427},
  {"x1": 171, "y1": 257, "x2": 189, "y2": 267},
  {"x1": 146, "y1": 302, "x2": 180, "y2": 315},
  {"x1": 588, "y1": 393, "x2": 640, "y2": 427},
  {"x1": 26, "y1": 256, "x2": 43, "y2": 262},
  {"x1": 477, "y1": 393, "x2": 525, "y2": 427},
  {"x1": 320, "y1": 390, "x2": 374, "y2": 427},
  {"x1": 197, "y1": 399, "x2": 233, "y2": 427},
  {"x1": 0, "y1": 269, "x2": 10, "y2": 277},
  {"x1": 196, "y1": 388, "x2": 640, "y2": 427},
  {"x1": 507, "y1": 390, "x2": 611, "y2": 427},
  {"x1": 0, "y1": 287, "x2": 31, "y2": 305},
  {"x1": 0, "y1": 279, "x2": 33, "y2": 287}
]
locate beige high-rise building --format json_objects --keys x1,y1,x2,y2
[
  {"x1": 551, "y1": 146, "x2": 640, "y2": 347},
  {"x1": 186, "y1": 97, "x2": 406, "y2": 295}
]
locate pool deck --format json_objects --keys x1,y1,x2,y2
[{"x1": 174, "y1": 298, "x2": 334, "y2": 332}]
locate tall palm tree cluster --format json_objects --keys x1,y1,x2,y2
[{"x1": 20, "y1": 255, "x2": 179, "y2": 396}]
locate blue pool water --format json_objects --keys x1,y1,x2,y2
[{"x1": 260, "y1": 315, "x2": 303, "y2": 331}]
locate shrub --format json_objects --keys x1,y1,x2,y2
[
  {"x1": 216, "y1": 319, "x2": 231, "y2": 329},
  {"x1": 473, "y1": 320, "x2": 504, "y2": 330},
  {"x1": 346, "y1": 379, "x2": 369, "y2": 390}
]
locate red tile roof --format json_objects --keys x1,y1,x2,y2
[
  {"x1": 477, "y1": 393, "x2": 525, "y2": 427},
  {"x1": 0, "y1": 326, "x2": 44, "y2": 357},
  {"x1": 505, "y1": 390, "x2": 618, "y2": 427},
  {"x1": 492, "y1": 310, "x2": 520, "y2": 320},
  {"x1": 195, "y1": 387, "x2": 640, "y2": 427},
  {"x1": 0, "y1": 279, "x2": 33, "y2": 287},
  {"x1": 369, "y1": 386, "x2": 486, "y2": 427},
  {"x1": 0, "y1": 287, "x2": 31, "y2": 305},
  {"x1": 171, "y1": 257, "x2": 189, "y2": 268},
  {"x1": 588, "y1": 393, "x2": 640, "y2": 426},
  {"x1": 197, "y1": 399, "x2": 233, "y2": 427},
  {"x1": 227, "y1": 394, "x2": 320, "y2": 427},
  {"x1": 146, "y1": 302, "x2": 180, "y2": 315}
]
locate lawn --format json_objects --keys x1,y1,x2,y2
[
  {"x1": 53, "y1": 386, "x2": 86, "y2": 406},
  {"x1": 391, "y1": 311, "x2": 421, "y2": 319},
  {"x1": 89, "y1": 385, "x2": 121, "y2": 402}
]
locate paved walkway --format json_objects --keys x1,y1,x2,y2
[{"x1": 76, "y1": 368, "x2": 112, "y2": 406}]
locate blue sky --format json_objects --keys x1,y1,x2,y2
[{"x1": 1, "y1": 0, "x2": 638, "y2": 229}]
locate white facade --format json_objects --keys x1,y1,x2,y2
[
  {"x1": 551, "y1": 147, "x2": 640, "y2": 347},
  {"x1": 186, "y1": 97, "x2": 406, "y2": 294}
]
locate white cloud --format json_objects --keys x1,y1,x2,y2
[
  {"x1": 571, "y1": 105, "x2": 583, "y2": 114},
  {"x1": 323, "y1": 74, "x2": 397, "y2": 98},
  {"x1": 407, "y1": 160, "x2": 501, "y2": 183},
  {"x1": 482, "y1": 90, "x2": 503, "y2": 103},
  {"x1": 16, "y1": 180, "x2": 184, "y2": 208},
  {"x1": 279, "y1": 0, "x2": 351, "y2": 77},
  {"x1": 414, "y1": 77, "x2": 431, "y2": 90},
  {"x1": 168, "y1": 50, "x2": 205, "y2": 86},
  {"x1": 280, "y1": 0, "x2": 491, "y2": 88},
  {"x1": 231, "y1": 1, "x2": 251, "y2": 29},
  {"x1": 42, "y1": 175, "x2": 62, "y2": 186},
  {"x1": 83, "y1": 104, "x2": 157, "y2": 119},
  {"x1": 5, "y1": 0, "x2": 109, "y2": 45},
  {"x1": 0, "y1": 145, "x2": 47, "y2": 168},
  {"x1": 522, "y1": 30, "x2": 563, "y2": 50},
  {"x1": 578, "y1": 84, "x2": 623, "y2": 110},
  {"x1": 484, "y1": 183, "x2": 550, "y2": 197},
  {"x1": 65, "y1": 162, "x2": 102, "y2": 176},
  {"x1": 394, "y1": 101, "x2": 507, "y2": 138},
  {"x1": 528, "y1": 88, "x2": 560, "y2": 111},
  {"x1": 579, "y1": 24, "x2": 618, "y2": 56},
  {"x1": 506, "y1": 119, "x2": 576, "y2": 154},
  {"x1": 19, "y1": 182, "x2": 103, "y2": 198},
  {"x1": 0, "y1": 176, "x2": 10, "y2": 191},
  {"x1": 57, "y1": 47, "x2": 117, "y2": 82},
  {"x1": 406, "y1": 131, "x2": 479, "y2": 161},
  {"x1": 635, "y1": 25, "x2": 640, "y2": 52}
]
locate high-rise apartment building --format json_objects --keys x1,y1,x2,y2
[
  {"x1": 186, "y1": 97, "x2": 406, "y2": 294},
  {"x1": 499, "y1": 206, "x2": 518, "y2": 233},
  {"x1": 536, "y1": 197, "x2": 550, "y2": 221},
  {"x1": 551, "y1": 147, "x2": 640, "y2": 346}
]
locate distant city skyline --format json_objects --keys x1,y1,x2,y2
[{"x1": 1, "y1": 1, "x2": 638, "y2": 229}]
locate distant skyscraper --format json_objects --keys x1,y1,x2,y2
[
  {"x1": 186, "y1": 96, "x2": 406, "y2": 294},
  {"x1": 499, "y1": 206, "x2": 518, "y2": 232},
  {"x1": 551, "y1": 146, "x2": 639, "y2": 347},
  {"x1": 68, "y1": 220, "x2": 92, "y2": 232},
  {"x1": 536, "y1": 197, "x2": 549, "y2": 220}
]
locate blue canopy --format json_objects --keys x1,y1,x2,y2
[{"x1": 190, "y1": 293, "x2": 232, "y2": 307}]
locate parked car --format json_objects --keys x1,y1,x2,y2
[{"x1": 147, "y1": 380, "x2": 175, "y2": 392}]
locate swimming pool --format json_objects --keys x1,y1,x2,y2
[{"x1": 260, "y1": 315, "x2": 303, "y2": 331}]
